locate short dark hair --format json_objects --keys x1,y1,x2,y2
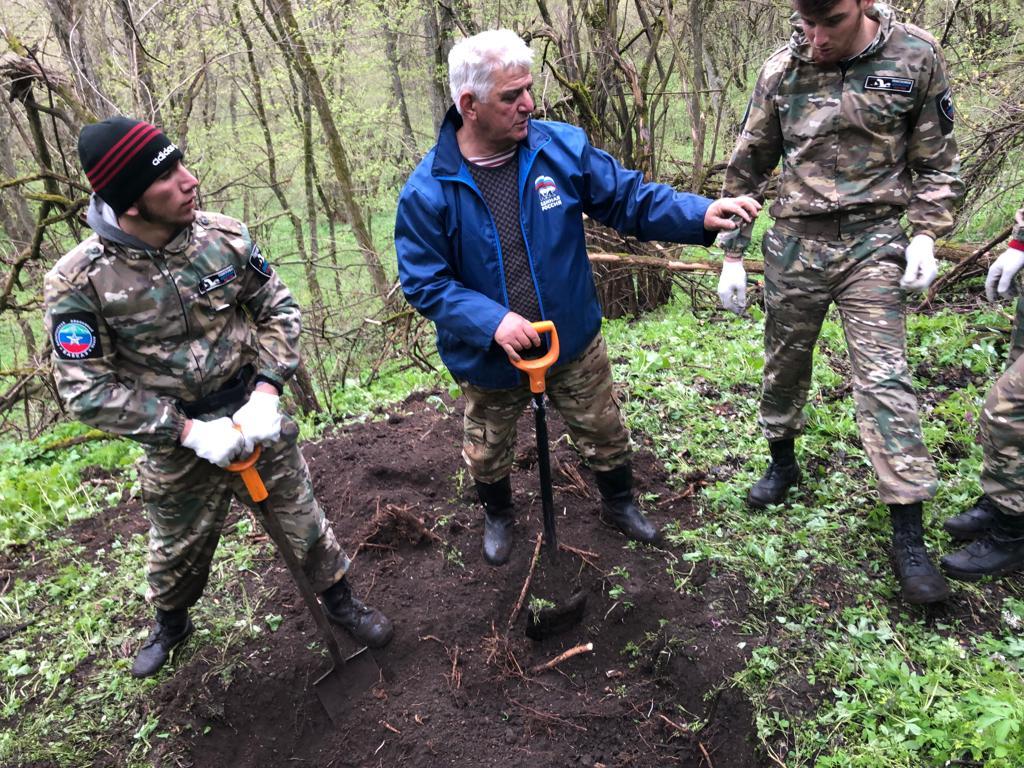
[{"x1": 793, "y1": 0, "x2": 852, "y2": 17}]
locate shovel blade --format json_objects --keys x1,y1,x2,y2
[
  {"x1": 525, "y1": 589, "x2": 587, "y2": 641},
  {"x1": 313, "y1": 647, "x2": 382, "y2": 724}
]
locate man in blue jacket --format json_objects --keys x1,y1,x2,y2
[{"x1": 395, "y1": 29, "x2": 759, "y2": 565}]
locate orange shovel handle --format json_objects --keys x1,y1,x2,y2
[
  {"x1": 509, "y1": 321, "x2": 560, "y2": 394},
  {"x1": 225, "y1": 431, "x2": 268, "y2": 502}
]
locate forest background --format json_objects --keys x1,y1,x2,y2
[{"x1": 1, "y1": 0, "x2": 1024, "y2": 765}]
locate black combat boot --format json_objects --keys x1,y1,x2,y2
[
  {"x1": 321, "y1": 577, "x2": 394, "y2": 648},
  {"x1": 477, "y1": 477, "x2": 515, "y2": 566},
  {"x1": 942, "y1": 495, "x2": 999, "y2": 541},
  {"x1": 594, "y1": 464, "x2": 660, "y2": 545},
  {"x1": 941, "y1": 508, "x2": 1024, "y2": 581},
  {"x1": 889, "y1": 503, "x2": 950, "y2": 604},
  {"x1": 747, "y1": 439, "x2": 801, "y2": 508},
  {"x1": 131, "y1": 608, "x2": 194, "y2": 678}
]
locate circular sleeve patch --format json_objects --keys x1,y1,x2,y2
[{"x1": 52, "y1": 313, "x2": 103, "y2": 360}]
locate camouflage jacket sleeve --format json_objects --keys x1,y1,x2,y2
[
  {"x1": 44, "y1": 258, "x2": 186, "y2": 446},
  {"x1": 235, "y1": 222, "x2": 302, "y2": 390},
  {"x1": 905, "y1": 37, "x2": 964, "y2": 239},
  {"x1": 719, "y1": 51, "x2": 786, "y2": 255}
]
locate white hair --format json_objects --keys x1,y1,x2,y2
[{"x1": 448, "y1": 29, "x2": 534, "y2": 114}]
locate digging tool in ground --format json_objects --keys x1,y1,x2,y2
[
  {"x1": 227, "y1": 424, "x2": 380, "y2": 724},
  {"x1": 510, "y1": 321, "x2": 588, "y2": 640}
]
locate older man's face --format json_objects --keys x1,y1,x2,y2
[{"x1": 472, "y1": 65, "x2": 534, "y2": 150}]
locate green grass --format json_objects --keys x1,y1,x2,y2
[{"x1": 604, "y1": 283, "x2": 1024, "y2": 767}]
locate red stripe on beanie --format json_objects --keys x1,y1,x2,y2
[
  {"x1": 87, "y1": 123, "x2": 159, "y2": 191},
  {"x1": 86, "y1": 122, "x2": 153, "y2": 181}
]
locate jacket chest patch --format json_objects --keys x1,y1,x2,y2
[
  {"x1": 534, "y1": 175, "x2": 562, "y2": 211},
  {"x1": 198, "y1": 265, "x2": 237, "y2": 294},
  {"x1": 864, "y1": 76, "x2": 914, "y2": 94}
]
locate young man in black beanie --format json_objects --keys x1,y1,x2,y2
[{"x1": 45, "y1": 117, "x2": 393, "y2": 678}]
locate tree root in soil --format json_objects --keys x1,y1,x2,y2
[{"x1": 353, "y1": 499, "x2": 442, "y2": 554}]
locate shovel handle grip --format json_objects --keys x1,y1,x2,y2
[
  {"x1": 226, "y1": 435, "x2": 268, "y2": 503},
  {"x1": 509, "y1": 321, "x2": 560, "y2": 394}
]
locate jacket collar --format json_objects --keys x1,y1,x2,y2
[
  {"x1": 431, "y1": 105, "x2": 550, "y2": 178},
  {"x1": 788, "y1": 2, "x2": 893, "y2": 65},
  {"x1": 85, "y1": 194, "x2": 193, "y2": 259}
]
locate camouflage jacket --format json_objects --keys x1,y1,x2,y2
[
  {"x1": 44, "y1": 210, "x2": 301, "y2": 447},
  {"x1": 720, "y1": 3, "x2": 963, "y2": 254},
  {"x1": 1014, "y1": 207, "x2": 1024, "y2": 244}
]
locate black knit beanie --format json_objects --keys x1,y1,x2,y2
[{"x1": 78, "y1": 117, "x2": 183, "y2": 216}]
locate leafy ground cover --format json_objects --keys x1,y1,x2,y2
[{"x1": 2, "y1": 284, "x2": 1023, "y2": 767}]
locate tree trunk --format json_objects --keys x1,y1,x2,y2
[
  {"x1": 40, "y1": 0, "x2": 110, "y2": 119},
  {"x1": 263, "y1": 0, "x2": 399, "y2": 312}
]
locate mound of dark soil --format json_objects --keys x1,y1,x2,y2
[{"x1": 14, "y1": 392, "x2": 771, "y2": 768}]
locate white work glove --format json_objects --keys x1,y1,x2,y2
[
  {"x1": 231, "y1": 389, "x2": 282, "y2": 455},
  {"x1": 717, "y1": 259, "x2": 747, "y2": 315},
  {"x1": 985, "y1": 247, "x2": 1024, "y2": 301},
  {"x1": 900, "y1": 234, "x2": 938, "y2": 292},
  {"x1": 181, "y1": 417, "x2": 246, "y2": 467}
]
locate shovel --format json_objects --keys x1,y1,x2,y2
[
  {"x1": 227, "y1": 437, "x2": 379, "y2": 723},
  {"x1": 510, "y1": 321, "x2": 587, "y2": 638}
]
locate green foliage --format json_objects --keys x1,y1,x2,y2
[
  {"x1": 604, "y1": 287, "x2": 1023, "y2": 766},
  {"x1": 0, "y1": 423, "x2": 140, "y2": 550}
]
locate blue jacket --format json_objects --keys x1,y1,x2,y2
[{"x1": 395, "y1": 107, "x2": 715, "y2": 389}]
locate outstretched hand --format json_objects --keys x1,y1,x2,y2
[{"x1": 704, "y1": 196, "x2": 761, "y2": 231}]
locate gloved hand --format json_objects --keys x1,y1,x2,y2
[
  {"x1": 900, "y1": 234, "x2": 938, "y2": 292},
  {"x1": 232, "y1": 389, "x2": 282, "y2": 455},
  {"x1": 181, "y1": 417, "x2": 246, "y2": 467},
  {"x1": 985, "y1": 247, "x2": 1024, "y2": 301},
  {"x1": 717, "y1": 258, "x2": 747, "y2": 314}
]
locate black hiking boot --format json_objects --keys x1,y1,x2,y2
[
  {"x1": 747, "y1": 439, "x2": 801, "y2": 508},
  {"x1": 889, "y1": 503, "x2": 950, "y2": 604},
  {"x1": 477, "y1": 476, "x2": 515, "y2": 566},
  {"x1": 942, "y1": 495, "x2": 999, "y2": 541},
  {"x1": 941, "y1": 509, "x2": 1024, "y2": 581},
  {"x1": 131, "y1": 608, "x2": 194, "y2": 678},
  {"x1": 321, "y1": 577, "x2": 394, "y2": 648},
  {"x1": 594, "y1": 464, "x2": 660, "y2": 545}
]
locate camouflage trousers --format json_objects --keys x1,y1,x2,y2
[
  {"x1": 760, "y1": 221, "x2": 937, "y2": 504},
  {"x1": 459, "y1": 333, "x2": 631, "y2": 483},
  {"x1": 140, "y1": 415, "x2": 349, "y2": 611},
  {"x1": 980, "y1": 296, "x2": 1024, "y2": 515}
]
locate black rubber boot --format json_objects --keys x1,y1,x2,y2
[
  {"x1": 594, "y1": 464, "x2": 660, "y2": 545},
  {"x1": 942, "y1": 495, "x2": 999, "y2": 541},
  {"x1": 889, "y1": 503, "x2": 950, "y2": 604},
  {"x1": 747, "y1": 439, "x2": 801, "y2": 508},
  {"x1": 477, "y1": 477, "x2": 515, "y2": 566},
  {"x1": 131, "y1": 608, "x2": 194, "y2": 678},
  {"x1": 321, "y1": 577, "x2": 394, "y2": 648},
  {"x1": 941, "y1": 509, "x2": 1024, "y2": 581}
]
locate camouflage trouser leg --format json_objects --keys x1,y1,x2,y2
[
  {"x1": 460, "y1": 332, "x2": 632, "y2": 483},
  {"x1": 980, "y1": 297, "x2": 1024, "y2": 516},
  {"x1": 141, "y1": 420, "x2": 349, "y2": 611},
  {"x1": 760, "y1": 225, "x2": 937, "y2": 504}
]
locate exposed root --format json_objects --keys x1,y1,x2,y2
[{"x1": 353, "y1": 499, "x2": 441, "y2": 554}]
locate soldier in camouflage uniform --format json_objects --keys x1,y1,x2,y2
[
  {"x1": 715, "y1": 0, "x2": 964, "y2": 603},
  {"x1": 44, "y1": 118, "x2": 393, "y2": 678},
  {"x1": 396, "y1": 30, "x2": 759, "y2": 565},
  {"x1": 941, "y1": 207, "x2": 1024, "y2": 578}
]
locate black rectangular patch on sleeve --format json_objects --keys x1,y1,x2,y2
[
  {"x1": 864, "y1": 76, "x2": 915, "y2": 94},
  {"x1": 52, "y1": 312, "x2": 104, "y2": 361},
  {"x1": 248, "y1": 244, "x2": 273, "y2": 284}
]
